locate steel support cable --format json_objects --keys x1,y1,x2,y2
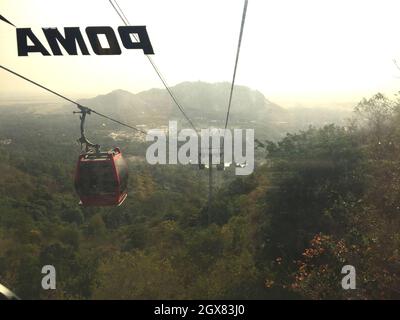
[
  {"x1": 108, "y1": 0, "x2": 198, "y2": 132},
  {"x1": 0, "y1": 65, "x2": 147, "y2": 135},
  {"x1": 224, "y1": 0, "x2": 248, "y2": 130}
]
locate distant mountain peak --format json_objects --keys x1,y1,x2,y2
[
  {"x1": 77, "y1": 81, "x2": 287, "y2": 126},
  {"x1": 109, "y1": 89, "x2": 134, "y2": 95},
  {"x1": 94, "y1": 89, "x2": 135, "y2": 99}
]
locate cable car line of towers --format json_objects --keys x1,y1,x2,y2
[
  {"x1": 110, "y1": 0, "x2": 249, "y2": 216},
  {"x1": 0, "y1": 0, "x2": 249, "y2": 208}
]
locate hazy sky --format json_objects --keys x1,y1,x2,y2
[{"x1": 1, "y1": 0, "x2": 400, "y2": 107}]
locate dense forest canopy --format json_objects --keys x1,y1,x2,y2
[{"x1": 0, "y1": 86, "x2": 399, "y2": 299}]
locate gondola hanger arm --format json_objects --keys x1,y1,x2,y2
[{"x1": 73, "y1": 105, "x2": 100, "y2": 153}]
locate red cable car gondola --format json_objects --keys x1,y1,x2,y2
[{"x1": 73, "y1": 105, "x2": 128, "y2": 207}]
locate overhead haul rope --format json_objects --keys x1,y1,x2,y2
[
  {"x1": 224, "y1": 0, "x2": 248, "y2": 130},
  {"x1": 208, "y1": 0, "x2": 249, "y2": 216},
  {"x1": 0, "y1": 65, "x2": 147, "y2": 135},
  {"x1": 109, "y1": 0, "x2": 198, "y2": 133}
]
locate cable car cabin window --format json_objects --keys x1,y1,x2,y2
[
  {"x1": 115, "y1": 156, "x2": 128, "y2": 193},
  {"x1": 77, "y1": 160, "x2": 117, "y2": 196}
]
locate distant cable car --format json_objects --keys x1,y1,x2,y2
[{"x1": 73, "y1": 105, "x2": 128, "y2": 207}]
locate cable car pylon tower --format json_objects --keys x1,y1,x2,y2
[{"x1": 203, "y1": 0, "x2": 249, "y2": 221}]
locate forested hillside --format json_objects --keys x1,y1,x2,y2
[{"x1": 0, "y1": 92, "x2": 399, "y2": 299}]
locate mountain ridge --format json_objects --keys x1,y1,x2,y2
[{"x1": 77, "y1": 81, "x2": 287, "y2": 126}]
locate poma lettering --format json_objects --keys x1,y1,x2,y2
[{"x1": 16, "y1": 26, "x2": 154, "y2": 56}]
